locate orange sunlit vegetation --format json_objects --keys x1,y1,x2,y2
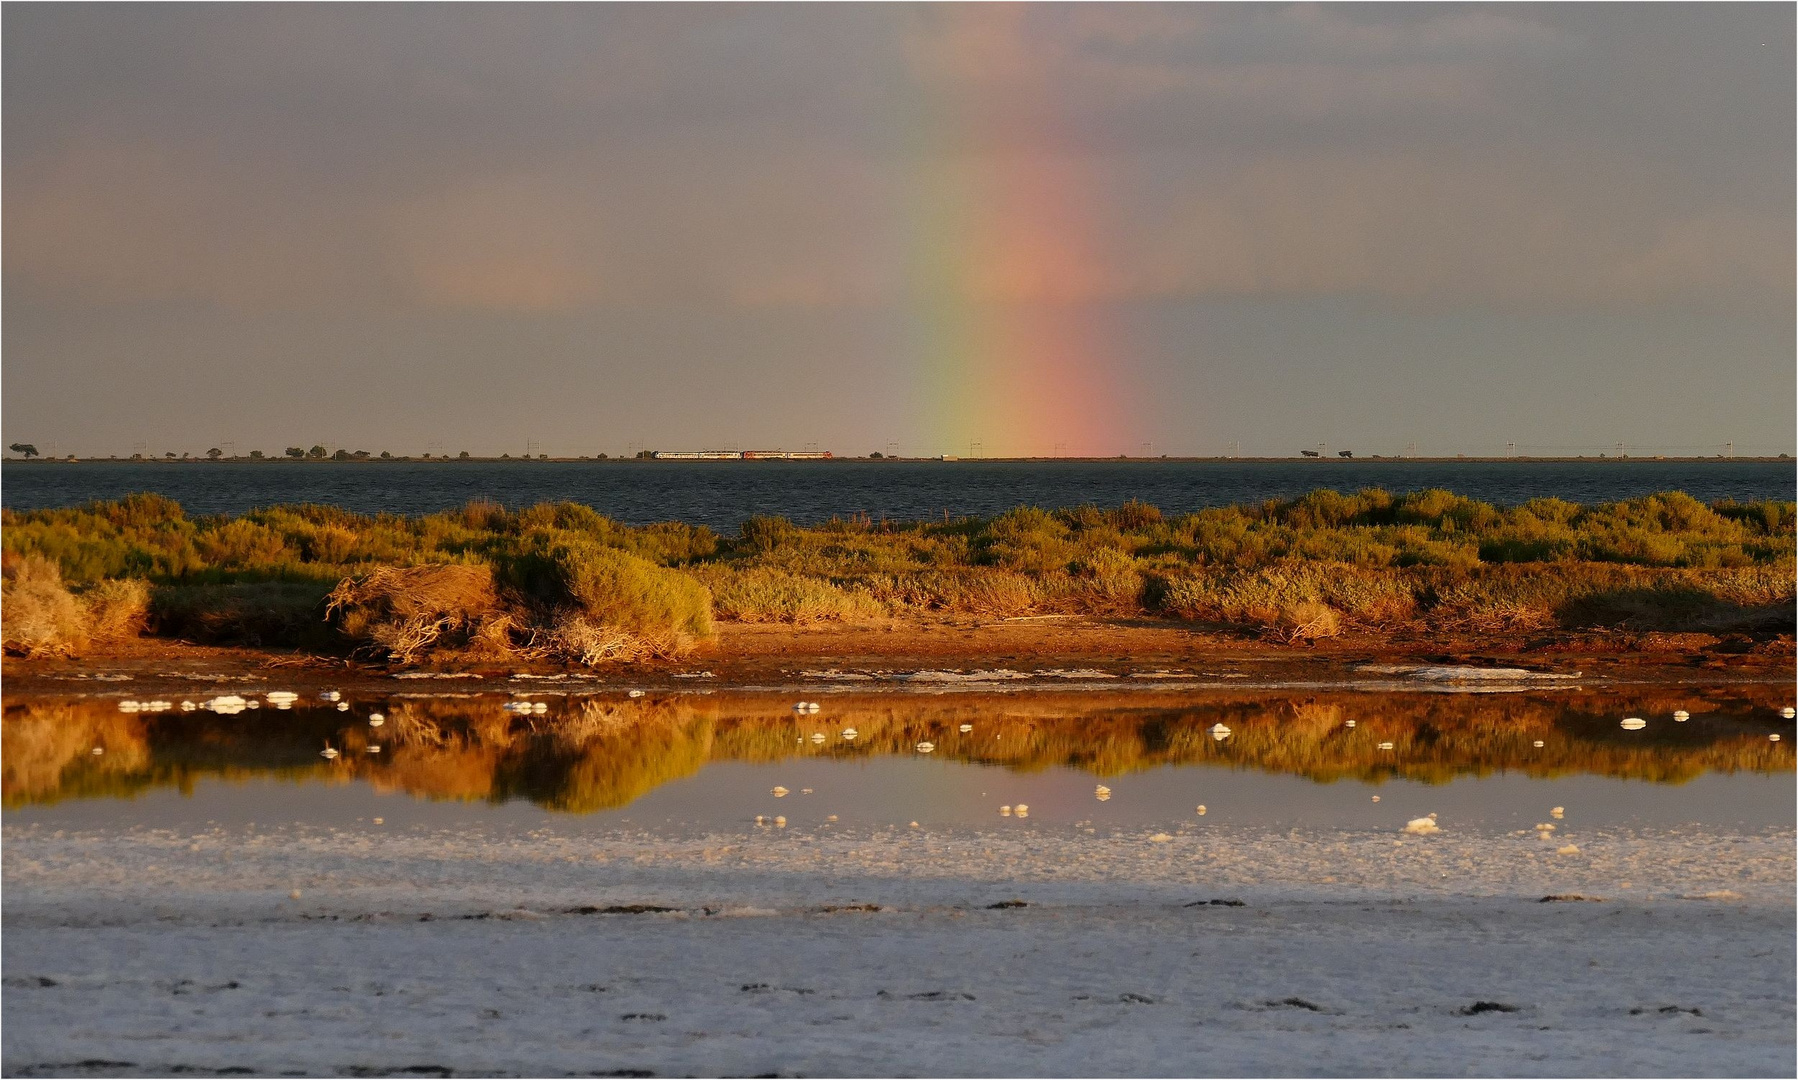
[{"x1": 6, "y1": 687, "x2": 1790, "y2": 812}]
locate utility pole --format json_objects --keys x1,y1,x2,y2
[
  {"x1": 1725, "y1": 441, "x2": 1734, "y2": 459},
  {"x1": 1615, "y1": 441, "x2": 1625, "y2": 459},
  {"x1": 1228, "y1": 440, "x2": 1240, "y2": 459},
  {"x1": 1505, "y1": 442, "x2": 1515, "y2": 458}
]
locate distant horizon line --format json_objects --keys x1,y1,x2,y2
[
  {"x1": 6, "y1": 452, "x2": 1793, "y2": 465},
  {"x1": 9, "y1": 439, "x2": 1793, "y2": 462}
]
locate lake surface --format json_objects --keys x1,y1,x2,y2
[
  {"x1": 8, "y1": 684, "x2": 1794, "y2": 1078},
  {"x1": 8, "y1": 686, "x2": 1791, "y2": 836},
  {"x1": 5, "y1": 459, "x2": 1792, "y2": 527}
]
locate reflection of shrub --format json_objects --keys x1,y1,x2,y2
[{"x1": 2, "y1": 555, "x2": 87, "y2": 656}]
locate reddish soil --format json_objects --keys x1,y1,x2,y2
[{"x1": 4, "y1": 617, "x2": 1790, "y2": 697}]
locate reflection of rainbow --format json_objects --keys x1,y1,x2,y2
[{"x1": 903, "y1": 49, "x2": 1130, "y2": 458}]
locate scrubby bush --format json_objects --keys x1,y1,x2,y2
[
  {"x1": 498, "y1": 534, "x2": 713, "y2": 656},
  {"x1": 2, "y1": 489, "x2": 1789, "y2": 658},
  {"x1": 2, "y1": 555, "x2": 88, "y2": 656},
  {"x1": 326, "y1": 564, "x2": 501, "y2": 661}
]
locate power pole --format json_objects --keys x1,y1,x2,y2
[{"x1": 1505, "y1": 442, "x2": 1515, "y2": 458}]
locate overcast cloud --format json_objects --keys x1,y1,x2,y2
[{"x1": 5, "y1": 4, "x2": 1792, "y2": 458}]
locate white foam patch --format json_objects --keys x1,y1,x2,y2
[{"x1": 1358, "y1": 664, "x2": 1581, "y2": 682}]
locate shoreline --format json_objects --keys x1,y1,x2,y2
[
  {"x1": 5, "y1": 618, "x2": 1793, "y2": 698},
  {"x1": 7, "y1": 455, "x2": 1795, "y2": 464}
]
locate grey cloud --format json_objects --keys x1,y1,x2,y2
[{"x1": 2, "y1": 4, "x2": 1790, "y2": 453}]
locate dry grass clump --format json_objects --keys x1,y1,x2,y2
[
  {"x1": 690, "y1": 565, "x2": 884, "y2": 624},
  {"x1": 863, "y1": 568, "x2": 1040, "y2": 617},
  {"x1": 0, "y1": 556, "x2": 146, "y2": 657},
  {"x1": 537, "y1": 614, "x2": 652, "y2": 664},
  {"x1": 81, "y1": 578, "x2": 152, "y2": 642},
  {"x1": 326, "y1": 563, "x2": 500, "y2": 662},
  {"x1": 1261, "y1": 600, "x2": 1342, "y2": 644},
  {"x1": 2, "y1": 554, "x2": 88, "y2": 656},
  {"x1": 1153, "y1": 561, "x2": 1417, "y2": 637}
]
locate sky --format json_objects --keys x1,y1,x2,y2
[{"x1": 4, "y1": 3, "x2": 1793, "y2": 459}]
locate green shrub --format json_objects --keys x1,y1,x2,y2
[{"x1": 501, "y1": 534, "x2": 713, "y2": 648}]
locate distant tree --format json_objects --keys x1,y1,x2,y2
[
  {"x1": 351, "y1": 450, "x2": 371, "y2": 459},
  {"x1": 249, "y1": 450, "x2": 265, "y2": 459},
  {"x1": 181, "y1": 452, "x2": 191, "y2": 459},
  {"x1": 500, "y1": 453, "x2": 511, "y2": 459},
  {"x1": 458, "y1": 451, "x2": 471, "y2": 459},
  {"x1": 130, "y1": 453, "x2": 144, "y2": 461},
  {"x1": 636, "y1": 450, "x2": 655, "y2": 459},
  {"x1": 596, "y1": 453, "x2": 609, "y2": 460},
  {"x1": 207, "y1": 447, "x2": 223, "y2": 460},
  {"x1": 332, "y1": 449, "x2": 351, "y2": 461},
  {"x1": 285, "y1": 447, "x2": 305, "y2": 459},
  {"x1": 538, "y1": 454, "x2": 548, "y2": 460},
  {"x1": 307, "y1": 445, "x2": 328, "y2": 459},
  {"x1": 379, "y1": 450, "x2": 392, "y2": 459},
  {"x1": 1337, "y1": 450, "x2": 1353, "y2": 458},
  {"x1": 869, "y1": 451, "x2": 883, "y2": 459},
  {"x1": 165, "y1": 452, "x2": 177, "y2": 459},
  {"x1": 9, "y1": 442, "x2": 39, "y2": 459}
]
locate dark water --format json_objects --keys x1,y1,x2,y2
[
  {"x1": 6, "y1": 687, "x2": 1792, "y2": 833},
  {"x1": 4, "y1": 460, "x2": 1792, "y2": 528}
]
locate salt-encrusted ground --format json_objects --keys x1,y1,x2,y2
[{"x1": 4, "y1": 823, "x2": 1793, "y2": 1077}]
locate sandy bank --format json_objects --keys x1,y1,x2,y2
[{"x1": 4, "y1": 617, "x2": 1792, "y2": 698}]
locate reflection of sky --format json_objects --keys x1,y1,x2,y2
[{"x1": 10, "y1": 759, "x2": 1793, "y2": 838}]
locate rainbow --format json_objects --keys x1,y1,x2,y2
[{"x1": 902, "y1": 35, "x2": 1132, "y2": 459}]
